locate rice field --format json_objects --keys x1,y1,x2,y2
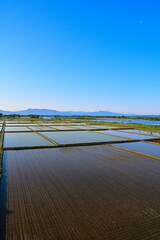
[{"x1": 0, "y1": 120, "x2": 160, "y2": 240}]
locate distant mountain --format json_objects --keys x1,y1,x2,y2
[{"x1": 0, "y1": 108, "x2": 132, "y2": 116}]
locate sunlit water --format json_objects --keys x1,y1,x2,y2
[{"x1": 92, "y1": 119, "x2": 160, "y2": 125}]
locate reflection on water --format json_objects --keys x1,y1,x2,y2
[
  {"x1": 4, "y1": 146, "x2": 160, "y2": 240},
  {"x1": 95, "y1": 130, "x2": 156, "y2": 140},
  {"x1": 4, "y1": 132, "x2": 55, "y2": 148},
  {"x1": 120, "y1": 129, "x2": 160, "y2": 136},
  {"x1": 92, "y1": 119, "x2": 160, "y2": 125},
  {"x1": 5, "y1": 127, "x2": 31, "y2": 132},
  {"x1": 41, "y1": 131, "x2": 129, "y2": 144},
  {"x1": 114, "y1": 142, "x2": 160, "y2": 158}
]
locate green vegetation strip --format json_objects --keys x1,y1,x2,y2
[{"x1": 73, "y1": 116, "x2": 160, "y2": 121}]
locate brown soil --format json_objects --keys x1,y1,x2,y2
[{"x1": 146, "y1": 139, "x2": 160, "y2": 144}]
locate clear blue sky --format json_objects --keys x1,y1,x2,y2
[{"x1": 0, "y1": 0, "x2": 160, "y2": 114}]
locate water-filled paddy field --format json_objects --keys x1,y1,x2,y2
[
  {"x1": 92, "y1": 118, "x2": 160, "y2": 125},
  {"x1": 0, "y1": 120, "x2": 160, "y2": 240},
  {"x1": 119, "y1": 129, "x2": 160, "y2": 137},
  {"x1": 113, "y1": 141, "x2": 160, "y2": 158},
  {"x1": 94, "y1": 130, "x2": 156, "y2": 140}
]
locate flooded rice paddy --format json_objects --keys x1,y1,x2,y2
[
  {"x1": 113, "y1": 141, "x2": 160, "y2": 158},
  {"x1": 50, "y1": 126, "x2": 77, "y2": 130},
  {"x1": 4, "y1": 127, "x2": 32, "y2": 132},
  {"x1": 0, "y1": 120, "x2": 160, "y2": 240},
  {"x1": 3, "y1": 146, "x2": 160, "y2": 240},
  {"x1": 30, "y1": 126, "x2": 56, "y2": 131},
  {"x1": 118, "y1": 129, "x2": 160, "y2": 137},
  {"x1": 40, "y1": 131, "x2": 130, "y2": 145},
  {"x1": 4, "y1": 132, "x2": 55, "y2": 148},
  {"x1": 68, "y1": 125, "x2": 112, "y2": 130},
  {"x1": 95, "y1": 130, "x2": 157, "y2": 140},
  {"x1": 93, "y1": 118, "x2": 160, "y2": 125}
]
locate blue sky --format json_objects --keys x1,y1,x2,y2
[{"x1": 0, "y1": 0, "x2": 160, "y2": 114}]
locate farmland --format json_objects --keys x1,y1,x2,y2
[{"x1": 0, "y1": 119, "x2": 160, "y2": 239}]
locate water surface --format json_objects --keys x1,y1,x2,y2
[
  {"x1": 41, "y1": 131, "x2": 129, "y2": 144},
  {"x1": 93, "y1": 119, "x2": 160, "y2": 125},
  {"x1": 4, "y1": 132, "x2": 55, "y2": 148},
  {"x1": 4, "y1": 146, "x2": 160, "y2": 240},
  {"x1": 114, "y1": 142, "x2": 160, "y2": 158},
  {"x1": 5, "y1": 127, "x2": 32, "y2": 132},
  {"x1": 119, "y1": 129, "x2": 160, "y2": 137},
  {"x1": 95, "y1": 130, "x2": 156, "y2": 140}
]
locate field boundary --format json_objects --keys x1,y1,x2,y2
[
  {"x1": 27, "y1": 126, "x2": 59, "y2": 146},
  {"x1": 0, "y1": 121, "x2": 5, "y2": 178},
  {"x1": 114, "y1": 129, "x2": 160, "y2": 137},
  {"x1": 3, "y1": 139, "x2": 139, "y2": 151},
  {"x1": 110, "y1": 144, "x2": 160, "y2": 161},
  {"x1": 0, "y1": 120, "x2": 6, "y2": 240}
]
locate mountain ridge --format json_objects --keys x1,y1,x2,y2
[{"x1": 0, "y1": 108, "x2": 133, "y2": 116}]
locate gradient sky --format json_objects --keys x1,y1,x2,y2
[{"x1": 0, "y1": 0, "x2": 160, "y2": 114}]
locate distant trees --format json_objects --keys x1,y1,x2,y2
[
  {"x1": 7, "y1": 114, "x2": 20, "y2": 118},
  {"x1": 29, "y1": 115, "x2": 40, "y2": 118},
  {"x1": 54, "y1": 116, "x2": 62, "y2": 121}
]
